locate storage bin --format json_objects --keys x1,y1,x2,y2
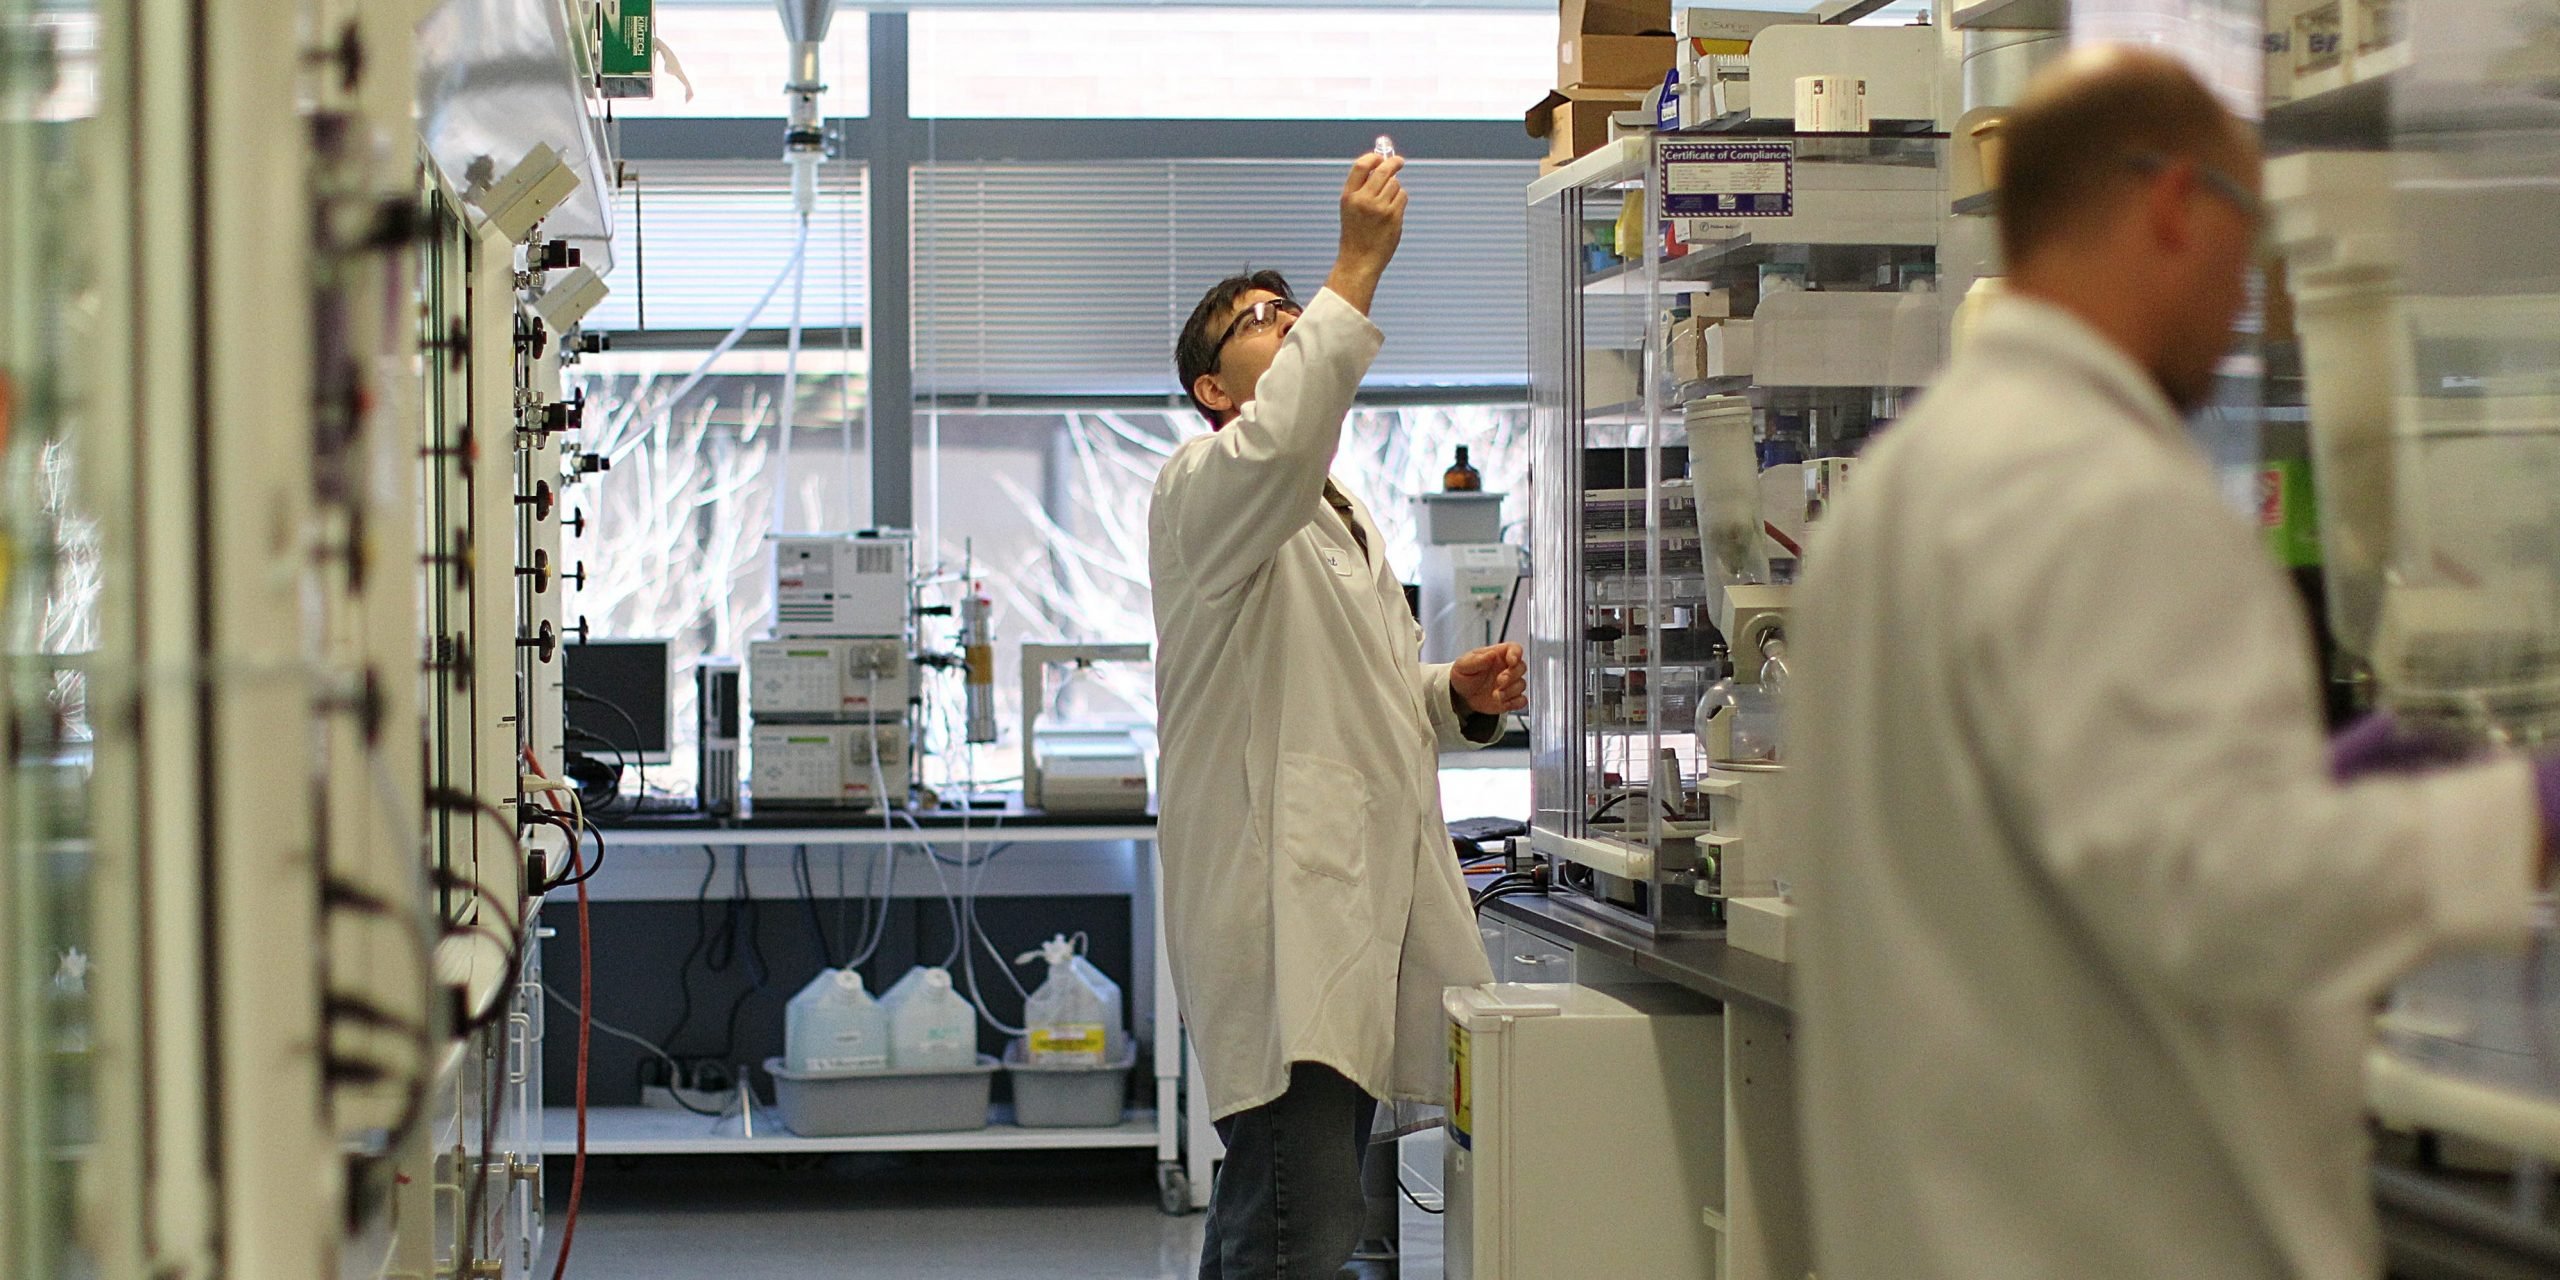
[
  {"x1": 1004, "y1": 1041, "x2": 1137, "y2": 1129},
  {"x1": 762, "y1": 1055, "x2": 997, "y2": 1137}
]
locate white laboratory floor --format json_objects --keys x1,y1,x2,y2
[{"x1": 534, "y1": 1150, "x2": 1446, "y2": 1280}]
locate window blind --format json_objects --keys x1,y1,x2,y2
[
  {"x1": 911, "y1": 158, "x2": 1536, "y2": 397},
  {"x1": 590, "y1": 160, "x2": 870, "y2": 333}
]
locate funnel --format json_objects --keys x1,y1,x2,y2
[{"x1": 776, "y1": 0, "x2": 838, "y2": 46}]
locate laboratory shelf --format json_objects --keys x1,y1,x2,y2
[
  {"x1": 1952, "y1": 0, "x2": 2065, "y2": 30},
  {"x1": 540, "y1": 1105, "x2": 1163, "y2": 1156},
  {"x1": 1582, "y1": 261, "x2": 1731, "y2": 296},
  {"x1": 1529, "y1": 137, "x2": 1649, "y2": 204}
]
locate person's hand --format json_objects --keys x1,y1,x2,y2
[
  {"x1": 2327, "y1": 711, "x2": 2482, "y2": 781},
  {"x1": 1452, "y1": 643, "x2": 1528, "y2": 717},
  {"x1": 1324, "y1": 153, "x2": 1407, "y2": 315}
]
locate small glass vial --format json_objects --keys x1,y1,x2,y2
[{"x1": 1443, "y1": 445, "x2": 1482, "y2": 492}]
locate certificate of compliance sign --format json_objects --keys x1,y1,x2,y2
[{"x1": 1659, "y1": 141, "x2": 1793, "y2": 218}]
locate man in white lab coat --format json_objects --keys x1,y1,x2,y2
[
  {"x1": 1784, "y1": 48, "x2": 2560, "y2": 1278},
  {"x1": 1150, "y1": 153, "x2": 1525, "y2": 1280}
]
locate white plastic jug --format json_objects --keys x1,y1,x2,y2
[
  {"x1": 885, "y1": 966, "x2": 979, "y2": 1070},
  {"x1": 1016, "y1": 934, "x2": 1126, "y2": 1067},
  {"x1": 784, "y1": 968, "x2": 888, "y2": 1073},
  {"x1": 879, "y1": 964, "x2": 927, "y2": 1009}
]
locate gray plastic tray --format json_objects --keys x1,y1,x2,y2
[
  {"x1": 1004, "y1": 1040, "x2": 1138, "y2": 1129},
  {"x1": 763, "y1": 1055, "x2": 997, "y2": 1137}
]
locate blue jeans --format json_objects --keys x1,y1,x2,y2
[{"x1": 1198, "y1": 1061, "x2": 1380, "y2": 1280}]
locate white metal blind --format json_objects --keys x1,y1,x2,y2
[
  {"x1": 912, "y1": 159, "x2": 1536, "y2": 397},
  {"x1": 591, "y1": 160, "x2": 871, "y2": 333}
]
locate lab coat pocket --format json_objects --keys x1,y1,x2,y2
[{"x1": 1275, "y1": 751, "x2": 1370, "y2": 886}]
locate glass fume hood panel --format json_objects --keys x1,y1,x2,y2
[
  {"x1": 417, "y1": 0, "x2": 619, "y2": 273},
  {"x1": 3, "y1": 0, "x2": 103, "y2": 1273},
  {"x1": 1527, "y1": 133, "x2": 1946, "y2": 937}
]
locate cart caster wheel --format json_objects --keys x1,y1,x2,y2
[{"x1": 1157, "y1": 1163, "x2": 1193, "y2": 1216}]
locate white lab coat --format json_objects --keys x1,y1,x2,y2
[
  {"x1": 1782, "y1": 296, "x2": 2538, "y2": 1279},
  {"x1": 1149, "y1": 288, "x2": 1497, "y2": 1121}
]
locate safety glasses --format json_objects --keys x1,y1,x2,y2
[{"x1": 1213, "y1": 297, "x2": 1303, "y2": 363}]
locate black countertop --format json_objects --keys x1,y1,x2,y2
[{"x1": 1483, "y1": 891, "x2": 1793, "y2": 1017}]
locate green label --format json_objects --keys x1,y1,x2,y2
[
  {"x1": 602, "y1": 0, "x2": 653, "y2": 78},
  {"x1": 2259, "y1": 459, "x2": 2322, "y2": 569}
]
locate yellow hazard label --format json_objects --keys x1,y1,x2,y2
[
  {"x1": 1447, "y1": 1019, "x2": 1473, "y2": 1148},
  {"x1": 1029, "y1": 1025, "x2": 1107, "y2": 1065}
]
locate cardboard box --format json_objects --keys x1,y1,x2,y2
[
  {"x1": 1564, "y1": 33, "x2": 1677, "y2": 89},
  {"x1": 1670, "y1": 317, "x2": 1705, "y2": 384},
  {"x1": 1703, "y1": 318, "x2": 1756, "y2": 379},
  {"x1": 1526, "y1": 88, "x2": 1646, "y2": 166},
  {"x1": 1560, "y1": 0, "x2": 1675, "y2": 89}
]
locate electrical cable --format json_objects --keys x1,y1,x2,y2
[
  {"x1": 564, "y1": 686, "x2": 650, "y2": 814},
  {"x1": 711, "y1": 851, "x2": 769, "y2": 1065},
  {"x1": 545, "y1": 820, "x2": 611, "y2": 890},
  {"x1": 1398, "y1": 1175, "x2": 1446, "y2": 1216},
  {"x1": 657, "y1": 846, "x2": 719, "y2": 1058},
  {"x1": 793, "y1": 844, "x2": 843, "y2": 968}
]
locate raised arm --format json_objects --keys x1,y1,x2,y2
[{"x1": 1154, "y1": 156, "x2": 1409, "y2": 600}]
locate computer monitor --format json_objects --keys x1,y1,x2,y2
[{"x1": 563, "y1": 639, "x2": 671, "y2": 767}]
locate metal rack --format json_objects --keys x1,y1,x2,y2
[
  {"x1": 1525, "y1": 131, "x2": 1947, "y2": 941},
  {"x1": 536, "y1": 821, "x2": 1217, "y2": 1216}
]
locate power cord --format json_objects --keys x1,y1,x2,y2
[{"x1": 565, "y1": 685, "x2": 650, "y2": 811}]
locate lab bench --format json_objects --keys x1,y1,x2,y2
[
  {"x1": 535, "y1": 809, "x2": 1220, "y2": 1215},
  {"x1": 1480, "y1": 893, "x2": 2560, "y2": 1279}
]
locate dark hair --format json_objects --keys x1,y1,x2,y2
[
  {"x1": 1995, "y1": 52, "x2": 2247, "y2": 268},
  {"x1": 1175, "y1": 269, "x2": 1294, "y2": 426}
]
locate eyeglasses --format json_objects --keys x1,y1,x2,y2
[
  {"x1": 2121, "y1": 151, "x2": 2264, "y2": 228},
  {"x1": 1213, "y1": 297, "x2": 1303, "y2": 362}
]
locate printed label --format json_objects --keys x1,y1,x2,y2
[
  {"x1": 1660, "y1": 141, "x2": 1793, "y2": 219},
  {"x1": 803, "y1": 1053, "x2": 886, "y2": 1073},
  {"x1": 1029, "y1": 1024, "x2": 1108, "y2": 1066}
]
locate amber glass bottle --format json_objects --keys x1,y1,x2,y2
[{"x1": 1443, "y1": 446, "x2": 1481, "y2": 492}]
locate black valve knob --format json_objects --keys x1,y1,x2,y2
[
  {"x1": 318, "y1": 667, "x2": 386, "y2": 746},
  {"x1": 566, "y1": 509, "x2": 587, "y2": 537},
  {"x1": 516, "y1": 548, "x2": 553, "y2": 593},
  {"x1": 534, "y1": 240, "x2": 580, "y2": 272},
  {"x1": 540, "y1": 393, "x2": 584, "y2": 440},
  {"x1": 514, "y1": 314, "x2": 546, "y2": 359},
  {"x1": 515, "y1": 480, "x2": 554, "y2": 520},
  {"x1": 360, "y1": 198, "x2": 425, "y2": 252},
  {"x1": 516, "y1": 620, "x2": 558, "y2": 664},
  {"x1": 303, "y1": 21, "x2": 364, "y2": 92},
  {"x1": 575, "y1": 452, "x2": 609, "y2": 476},
  {"x1": 564, "y1": 560, "x2": 588, "y2": 591}
]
